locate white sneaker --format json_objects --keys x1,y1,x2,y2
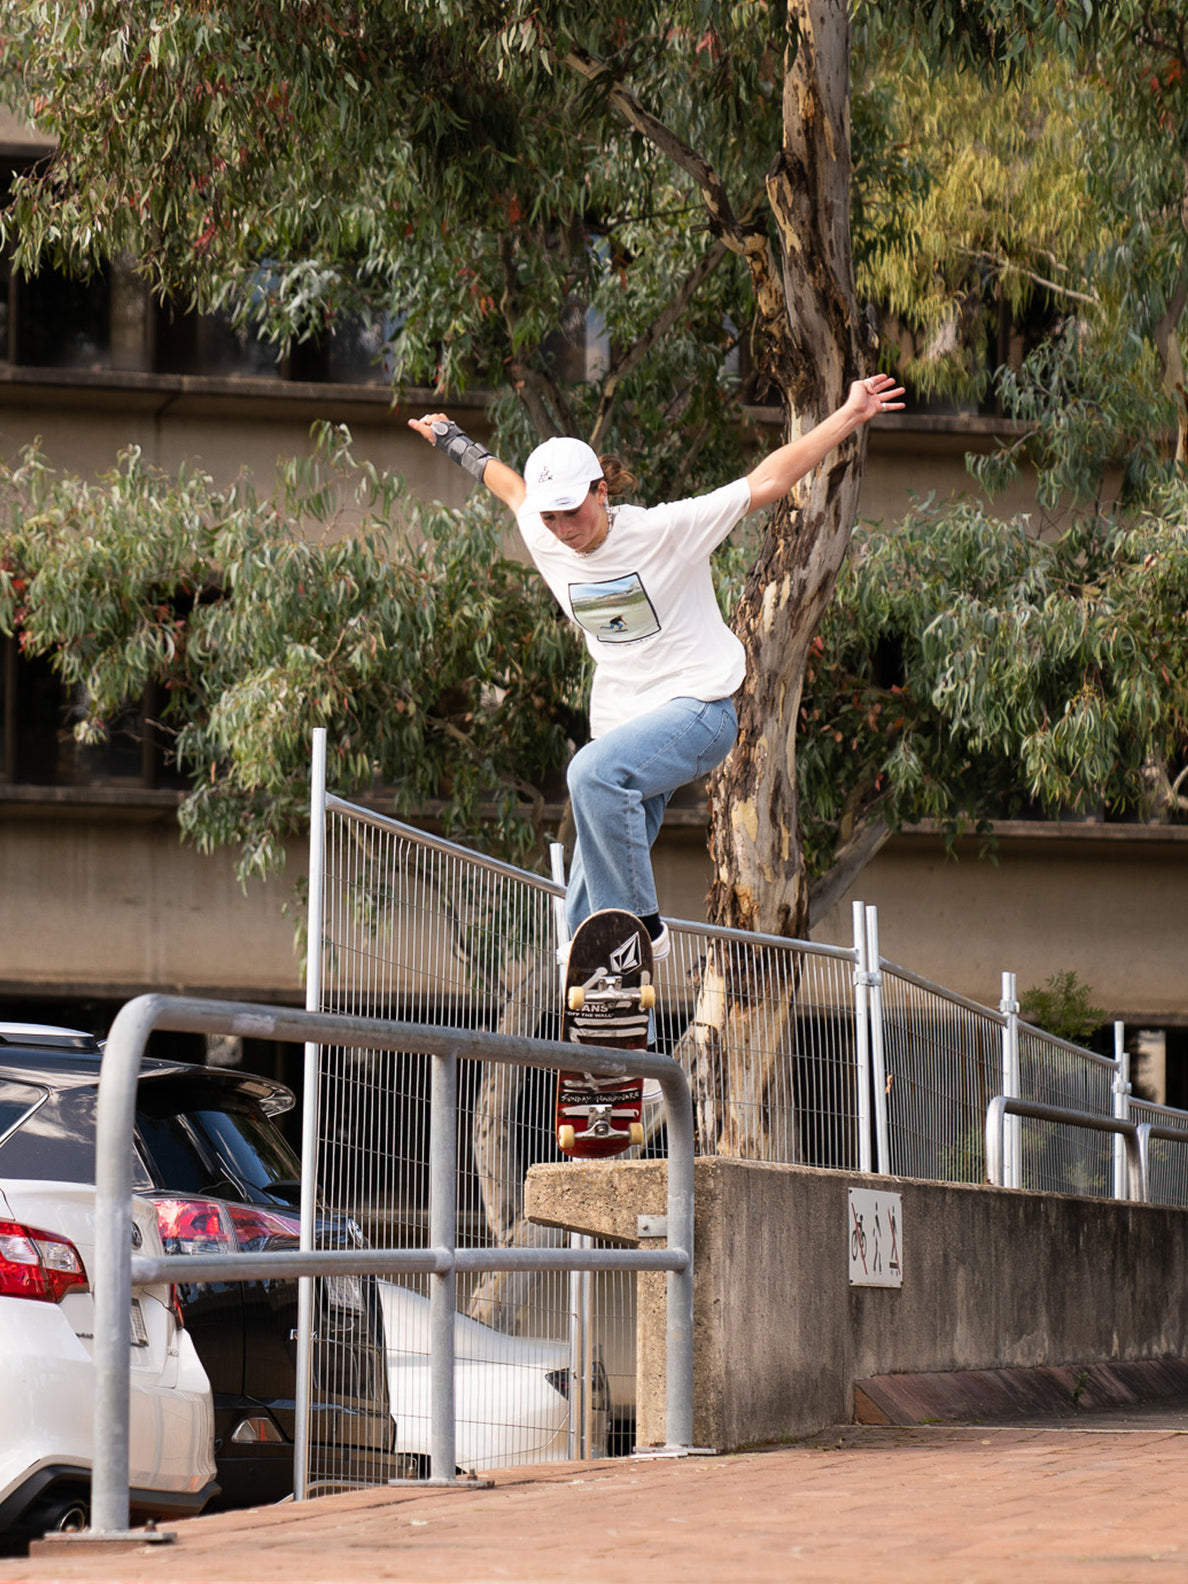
[{"x1": 557, "y1": 923, "x2": 670, "y2": 967}]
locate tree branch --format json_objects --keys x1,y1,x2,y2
[
  {"x1": 806, "y1": 813, "x2": 893, "y2": 932},
  {"x1": 563, "y1": 43, "x2": 793, "y2": 385},
  {"x1": 564, "y1": 45, "x2": 750, "y2": 251},
  {"x1": 588, "y1": 238, "x2": 729, "y2": 451},
  {"x1": 952, "y1": 245, "x2": 1101, "y2": 308}
]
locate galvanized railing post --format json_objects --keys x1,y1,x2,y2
[
  {"x1": 428, "y1": 1043, "x2": 458, "y2": 1482},
  {"x1": 663, "y1": 1060, "x2": 696, "y2": 1448},
  {"x1": 91, "y1": 994, "x2": 168, "y2": 1537},
  {"x1": 295, "y1": 724, "x2": 328, "y2": 1499},
  {"x1": 987, "y1": 1094, "x2": 1145, "y2": 1201},
  {"x1": 1113, "y1": 1021, "x2": 1130, "y2": 1202},
  {"x1": 864, "y1": 906, "x2": 890, "y2": 1175},
  {"x1": 852, "y1": 901, "x2": 873, "y2": 1174}
]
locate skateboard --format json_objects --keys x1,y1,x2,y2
[{"x1": 556, "y1": 909, "x2": 655, "y2": 1158}]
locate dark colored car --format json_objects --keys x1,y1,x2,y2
[{"x1": 0, "y1": 1023, "x2": 398, "y2": 1507}]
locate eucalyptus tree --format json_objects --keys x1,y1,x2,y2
[
  {"x1": 3, "y1": 2, "x2": 1135, "y2": 1176},
  {"x1": 801, "y1": 485, "x2": 1188, "y2": 927},
  {"x1": 1, "y1": 0, "x2": 1108, "y2": 933}
]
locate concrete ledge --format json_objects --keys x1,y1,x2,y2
[{"x1": 525, "y1": 1158, "x2": 1188, "y2": 1451}]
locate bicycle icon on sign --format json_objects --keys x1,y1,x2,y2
[{"x1": 851, "y1": 1210, "x2": 867, "y2": 1264}]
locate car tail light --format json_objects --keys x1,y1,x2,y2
[
  {"x1": 226, "y1": 1202, "x2": 301, "y2": 1252},
  {"x1": 0, "y1": 1218, "x2": 89, "y2": 1303},
  {"x1": 149, "y1": 1196, "x2": 300, "y2": 1257}
]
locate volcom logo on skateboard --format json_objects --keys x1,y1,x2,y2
[{"x1": 609, "y1": 934, "x2": 642, "y2": 976}]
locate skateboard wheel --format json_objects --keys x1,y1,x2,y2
[
  {"x1": 567, "y1": 986, "x2": 586, "y2": 1012},
  {"x1": 558, "y1": 1125, "x2": 576, "y2": 1151},
  {"x1": 630, "y1": 1123, "x2": 644, "y2": 1147},
  {"x1": 640, "y1": 984, "x2": 656, "y2": 1010}
]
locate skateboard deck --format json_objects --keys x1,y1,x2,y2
[{"x1": 557, "y1": 908, "x2": 655, "y2": 1159}]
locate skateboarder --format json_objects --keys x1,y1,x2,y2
[{"x1": 410, "y1": 374, "x2": 904, "y2": 958}]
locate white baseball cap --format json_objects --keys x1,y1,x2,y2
[{"x1": 521, "y1": 436, "x2": 603, "y2": 514}]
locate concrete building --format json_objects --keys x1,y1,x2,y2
[{"x1": 1, "y1": 110, "x2": 1184, "y2": 1110}]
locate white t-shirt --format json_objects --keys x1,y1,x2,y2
[{"x1": 516, "y1": 478, "x2": 751, "y2": 738}]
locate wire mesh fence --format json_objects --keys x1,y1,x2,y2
[
  {"x1": 1132, "y1": 1098, "x2": 1188, "y2": 1206},
  {"x1": 871, "y1": 965, "x2": 1005, "y2": 1183},
  {"x1": 1014, "y1": 1020, "x2": 1116, "y2": 1197},
  {"x1": 308, "y1": 800, "x2": 604, "y2": 1494},
  {"x1": 299, "y1": 771, "x2": 1188, "y2": 1497}
]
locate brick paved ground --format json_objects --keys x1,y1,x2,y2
[{"x1": 6, "y1": 1412, "x2": 1188, "y2": 1584}]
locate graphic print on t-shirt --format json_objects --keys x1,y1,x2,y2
[{"x1": 568, "y1": 573, "x2": 661, "y2": 644}]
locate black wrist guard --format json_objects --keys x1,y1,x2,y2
[{"x1": 430, "y1": 419, "x2": 493, "y2": 482}]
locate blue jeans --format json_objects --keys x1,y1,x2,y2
[{"x1": 564, "y1": 695, "x2": 738, "y2": 935}]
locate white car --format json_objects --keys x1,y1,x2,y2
[
  {"x1": 0, "y1": 1176, "x2": 217, "y2": 1538},
  {"x1": 378, "y1": 1281, "x2": 609, "y2": 1474}
]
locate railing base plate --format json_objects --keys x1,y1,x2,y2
[{"x1": 29, "y1": 1528, "x2": 176, "y2": 1556}]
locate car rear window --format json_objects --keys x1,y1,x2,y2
[
  {"x1": 0, "y1": 1080, "x2": 153, "y2": 1188},
  {"x1": 135, "y1": 1095, "x2": 302, "y2": 1207},
  {"x1": 0, "y1": 1080, "x2": 48, "y2": 1145}
]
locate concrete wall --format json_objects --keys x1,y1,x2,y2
[
  {"x1": 526, "y1": 1157, "x2": 1188, "y2": 1451},
  {"x1": 0, "y1": 804, "x2": 303, "y2": 1003}
]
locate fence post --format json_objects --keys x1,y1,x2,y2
[
  {"x1": 852, "y1": 901, "x2": 873, "y2": 1174},
  {"x1": 294, "y1": 726, "x2": 327, "y2": 1500},
  {"x1": 1113, "y1": 1021, "x2": 1131, "y2": 1201},
  {"x1": 864, "y1": 906, "x2": 890, "y2": 1176},
  {"x1": 429, "y1": 1045, "x2": 459, "y2": 1481},
  {"x1": 999, "y1": 972, "x2": 1021, "y2": 1189},
  {"x1": 551, "y1": 841, "x2": 595, "y2": 1461}
]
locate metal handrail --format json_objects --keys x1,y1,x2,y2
[
  {"x1": 91, "y1": 994, "x2": 696, "y2": 1539},
  {"x1": 985, "y1": 1094, "x2": 1146, "y2": 1201}
]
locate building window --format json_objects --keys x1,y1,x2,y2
[{"x1": 1, "y1": 638, "x2": 176, "y2": 790}]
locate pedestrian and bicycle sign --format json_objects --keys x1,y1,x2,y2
[{"x1": 848, "y1": 1187, "x2": 902, "y2": 1287}]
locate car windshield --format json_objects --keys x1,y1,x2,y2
[{"x1": 136, "y1": 1099, "x2": 302, "y2": 1207}]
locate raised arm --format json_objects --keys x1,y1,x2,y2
[
  {"x1": 408, "y1": 412, "x2": 526, "y2": 512},
  {"x1": 744, "y1": 374, "x2": 905, "y2": 513}
]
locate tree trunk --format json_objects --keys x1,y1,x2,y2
[
  {"x1": 468, "y1": 957, "x2": 565, "y2": 1330},
  {"x1": 690, "y1": 1, "x2": 875, "y2": 1157}
]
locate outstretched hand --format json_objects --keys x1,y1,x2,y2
[
  {"x1": 408, "y1": 410, "x2": 450, "y2": 444},
  {"x1": 848, "y1": 373, "x2": 906, "y2": 423}
]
